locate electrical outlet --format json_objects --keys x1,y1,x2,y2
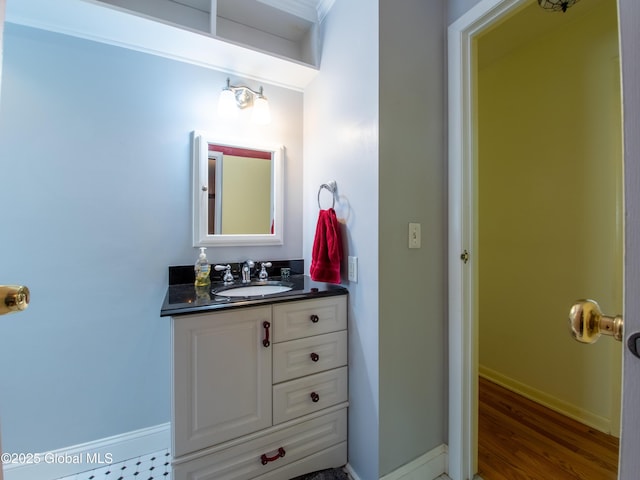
[
  {"x1": 409, "y1": 223, "x2": 421, "y2": 249},
  {"x1": 348, "y1": 256, "x2": 358, "y2": 282}
]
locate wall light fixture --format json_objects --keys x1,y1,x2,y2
[
  {"x1": 537, "y1": 0, "x2": 581, "y2": 13},
  {"x1": 217, "y1": 78, "x2": 271, "y2": 125}
]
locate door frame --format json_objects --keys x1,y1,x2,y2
[
  {"x1": 447, "y1": 0, "x2": 630, "y2": 479},
  {"x1": 448, "y1": 2, "x2": 529, "y2": 478}
]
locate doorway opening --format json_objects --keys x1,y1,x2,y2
[{"x1": 447, "y1": 0, "x2": 623, "y2": 478}]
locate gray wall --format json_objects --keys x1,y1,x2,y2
[
  {"x1": 379, "y1": 0, "x2": 447, "y2": 475},
  {"x1": 448, "y1": 0, "x2": 484, "y2": 24},
  {"x1": 0, "y1": 23, "x2": 303, "y2": 452}
]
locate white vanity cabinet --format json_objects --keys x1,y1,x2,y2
[{"x1": 171, "y1": 294, "x2": 348, "y2": 480}]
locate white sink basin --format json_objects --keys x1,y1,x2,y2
[{"x1": 214, "y1": 284, "x2": 292, "y2": 297}]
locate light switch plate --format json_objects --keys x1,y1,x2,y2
[
  {"x1": 409, "y1": 223, "x2": 421, "y2": 249},
  {"x1": 348, "y1": 256, "x2": 358, "y2": 282}
]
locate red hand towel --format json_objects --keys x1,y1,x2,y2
[{"x1": 310, "y1": 208, "x2": 343, "y2": 284}]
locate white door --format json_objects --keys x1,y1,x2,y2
[
  {"x1": 448, "y1": 0, "x2": 640, "y2": 479},
  {"x1": 615, "y1": 0, "x2": 640, "y2": 476},
  {"x1": 0, "y1": 0, "x2": 6, "y2": 477}
]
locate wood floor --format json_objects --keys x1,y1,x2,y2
[{"x1": 478, "y1": 377, "x2": 619, "y2": 480}]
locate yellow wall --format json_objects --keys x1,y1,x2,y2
[{"x1": 478, "y1": 0, "x2": 622, "y2": 434}]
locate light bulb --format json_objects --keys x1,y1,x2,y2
[
  {"x1": 217, "y1": 88, "x2": 238, "y2": 119},
  {"x1": 252, "y1": 96, "x2": 271, "y2": 125}
]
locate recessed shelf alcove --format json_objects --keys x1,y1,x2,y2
[{"x1": 6, "y1": 0, "x2": 324, "y2": 91}]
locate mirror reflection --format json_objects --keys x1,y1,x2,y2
[
  {"x1": 207, "y1": 144, "x2": 273, "y2": 235},
  {"x1": 192, "y1": 131, "x2": 284, "y2": 247}
]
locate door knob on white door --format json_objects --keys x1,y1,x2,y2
[
  {"x1": 0, "y1": 285, "x2": 29, "y2": 316},
  {"x1": 569, "y1": 299, "x2": 623, "y2": 343}
]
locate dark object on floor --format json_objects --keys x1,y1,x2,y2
[{"x1": 290, "y1": 467, "x2": 349, "y2": 480}]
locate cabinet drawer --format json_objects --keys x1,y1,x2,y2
[
  {"x1": 254, "y1": 442, "x2": 347, "y2": 479},
  {"x1": 172, "y1": 408, "x2": 347, "y2": 480},
  {"x1": 273, "y1": 331, "x2": 347, "y2": 383},
  {"x1": 273, "y1": 367, "x2": 348, "y2": 424},
  {"x1": 273, "y1": 296, "x2": 347, "y2": 342}
]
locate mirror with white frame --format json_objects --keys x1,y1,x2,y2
[{"x1": 192, "y1": 131, "x2": 284, "y2": 246}]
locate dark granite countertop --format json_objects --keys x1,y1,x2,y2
[{"x1": 161, "y1": 275, "x2": 348, "y2": 317}]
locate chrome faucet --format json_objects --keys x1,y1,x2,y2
[
  {"x1": 258, "y1": 262, "x2": 272, "y2": 281},
  {"x1": 241, "y1": 260, "x2": 255, "y2": 283},
  {"x1": 214, "y1": 264, "x2": 234, "y2": 284}
]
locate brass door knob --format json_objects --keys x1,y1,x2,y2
[
  {"x1": 569, "y1": 299, "x2": 623, "y2": 343},
  {"x1": 0, "y1": 285, "x2": 30, "y2": 316}
]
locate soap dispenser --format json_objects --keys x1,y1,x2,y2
[{"x1": 194, "y1": 247, "x2": 211, "y2": 287}]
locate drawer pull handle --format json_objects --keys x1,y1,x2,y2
[
  {"x1": 262, "y1": 321, "x2": 271, "y2": 348},
  {"x1": 310, "y1": 314, "x2": 319, "y2": 323},
  {"x1": 310, "y1": 391, "x2": 320, "y2": 403},
  {"x1": 310, "y1": 352, "x2": 320, "y2": 362},
  {"x1": 260, "y1": 447, "x2": 286, "y2": 465}
]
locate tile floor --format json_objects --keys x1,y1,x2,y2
[{"x1": 55, "y1": 450, "x2": 171, "y2": 480}]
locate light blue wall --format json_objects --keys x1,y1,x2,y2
[
  {"x1": 303, "y1": 1, "x2": 379, "y2": 479},
  {"x1": 0, "y1": 23, "x2": 303, "y2": 453}
]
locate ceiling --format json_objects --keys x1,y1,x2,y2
[{"x1": 477, "y1": 0, "x2": 612, "y2": 68}]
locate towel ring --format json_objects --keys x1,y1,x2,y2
[{"x1": 317, "y1": 182, "x2": 336, "y2": 209}]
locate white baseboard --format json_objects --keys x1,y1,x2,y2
[
  {"x1": 377, "y1": 444, "x2": 448, "y2": 480},
  {"x1": 3, "y1": 423, "x2": 170, "y2": 480},
  {"x1": 344, "y1": 463, "x2": 362, "y2": 480},
  {"x1": 479, "y1": 365, "x2": 612, "y2": 434}
]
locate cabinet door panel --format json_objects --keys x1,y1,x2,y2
[{"x1": 173, "y1": 307, "x2": 272, "y2": 456}]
